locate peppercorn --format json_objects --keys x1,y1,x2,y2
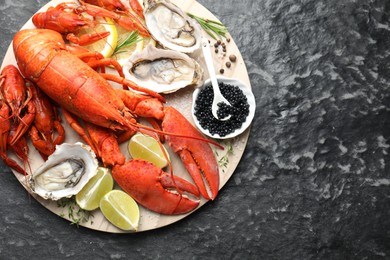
[
  {"x1": 229, "y1": 55, "x2": 237, "y2": 62},
  {"x1": 219, "y1": 68, "x2": 224, "y2": 74},
  {"x1": 226, "y1": 61, "x2": 231, "y2": 68}
]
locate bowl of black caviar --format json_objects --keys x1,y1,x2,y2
[{"x1": 192, "y1": 76, "x2": 256, "y2": 139}]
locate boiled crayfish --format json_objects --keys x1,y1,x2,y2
[
  {"x1": 32, "y1": 0, "x2": 150, "y2": 45},
  {"x1": 11, "y1": 28, "x2": 221, "y2": 215}
]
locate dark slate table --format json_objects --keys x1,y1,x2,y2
[{"x1": 1, "y1": 0, "x2": 389, "y2": 259}]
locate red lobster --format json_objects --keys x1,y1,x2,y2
[{"x1": 12, "y1": 28, "x2": 220, "y2": 215}]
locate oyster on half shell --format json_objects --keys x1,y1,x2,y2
[
  {"x1": 144, "y1": 0, "x2": 202, "y2": 53},
  {"x1": 29, "y1": 142, "x2": 98, "y2": 200},
  {"x1": 123, "y1": 44, "x2": 203, "y2": 93}
]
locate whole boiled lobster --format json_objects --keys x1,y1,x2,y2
[{"x1": 11, "y1": 27, "x2": 220, "y2": 215}]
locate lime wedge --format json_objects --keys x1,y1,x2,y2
[
  {"x1": 100, "y1": 190, "x2": 140, "y2": 231},
  {"x1": 76, "y1": 167, "x2": 114, "y2": 211},
  {"x1": 128, "y1": 133, "x2": 169, "y2": 168}
]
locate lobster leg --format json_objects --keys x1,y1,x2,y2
[
  {"x1": 129, "y1": 0, "x2": 145, "y2": 19},
  {"x1": 1, "y1": 112, "x2": 29, "y2": 176},
  {"x1": 0, "y1": 152, "x2": 28, "y2": 176},
  {"x1": 66, "y1": 31, "x2": 111, "y2": 46},
  {"x1": 76, "y1": 2, "x2": 150, "y2": 37},
  {"x1": 8, "y1": 134, "x2": 30, "y2": 174},
  {"x1": 62, "y1": 109, "x2": 99, "y2": 153},
  {"x1": 100, "y1": 73, "x2": 165, "y2": 102},
  {"x1": 63, "y1": 109, "x2": 125, "y2": 167},
  {"x1": 112, "y1": 159, "x2": 200, "y2": 215},
  {"x1": 87, "y1": 58, "x2": 125, "y2": 79},
  {"x1": 84, "y1": 121, "x2": 126, "y2": 167},
  {"x1": 9, "y1": 95, "x2": 36, "y2": 146},
  {"x1": 115, "y1": 88, "x2": 164, "y2": 120},
  {"x1": 0, "y1": 101, "x2": 10, "y2": 152},
  {"x1": 162, "y1": 107, "x2": 220, "y2": 200},
  {"x1": 79, "y1": 0, "x2": 128, "y2": 12}
]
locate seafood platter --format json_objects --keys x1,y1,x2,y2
[{"x1": 0, "y1": 0, "x2": 254, "y2": 232}]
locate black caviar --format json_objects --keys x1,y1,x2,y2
[{"x1": 194, "y1": 82, "x2": 250, "y2": 137}]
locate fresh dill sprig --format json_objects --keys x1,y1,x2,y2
[
  {"x1": 218, "y1": 143, "x2": 234, "y2": 172},
  {"x1": 57, "y1": 198, "x2": 94, "y2": 227},
  {"x1": 187, "y1": 13, "x2": 228, "y2": 40},
  {"x1": 113, "y1": 31, "x2": 140, "y2": 55}
]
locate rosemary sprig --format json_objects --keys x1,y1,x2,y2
[
  {"x1": 57, "y1": 198, "x2": 94, "y2": 227},
  {"x1": 113, "y1": 31, "x2": 140, "y2": 55},
  {"x1": 187, "y1": 13, "x2": 228, "y2": 40}
]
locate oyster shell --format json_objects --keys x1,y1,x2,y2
[
  {"x1": 144, "y1": 0, "x2": 202, "y2": 53},
  {"x1": 29, "y1": 142, "x2": 98, "y2": 200},
  {"x1": 123, "y1": 44, "x2": 203, "y2": 93}
]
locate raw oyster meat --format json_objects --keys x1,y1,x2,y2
[
  {"x1": 29, "y1": 142, "x2": 98, "y2": 200},
  {"x1": 123, "y1": 44, "x2": 203, "y2": 93},
  {"x1": 144, "y1": 0, "x2": 202, "y2": 53}
]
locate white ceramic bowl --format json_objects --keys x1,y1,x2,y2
[{"x1": 192, "y1": 76, "x2": 256, "y2": 139}]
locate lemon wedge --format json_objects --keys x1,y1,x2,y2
[
  {"x1": 100, "y1": 190, "x2": 140, "y2": 231},
  {"x1": 111, "y1": 25, "x2": 155, "y2": 66},
  {"x1": 76, "y1": 167, "x2": 114, "y2": 211},
  {"x1": 75, "y1": 17, "x2": 118, "y2": 58},
  {"x1": 128, "y1": 133, "x2": 169, "y2": 168}
]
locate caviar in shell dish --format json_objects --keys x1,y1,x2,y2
[{"x1": 192, "y1": 76, "x2": 256, "y2": 139}]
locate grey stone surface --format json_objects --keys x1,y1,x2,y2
[{"x1": 1, "y1": 0, "x2": 390, "y2": 259}]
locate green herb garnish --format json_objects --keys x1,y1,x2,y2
[
  {"x1": 218, "y1": 143, "x2": 234, "y2": 172},
  {"x1": 113, "y1": 30, "x2": 140, "y2": 55},
  {"x1": 57, "y1": 198, "x2": 94, "y2": 227},
  {"x1": 187, "y1": 13, "x2": 228, "y2": 40}
]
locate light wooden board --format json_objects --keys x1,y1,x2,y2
[{"x1": 0, "y1": 0, "x2": 253, "y2": 233}]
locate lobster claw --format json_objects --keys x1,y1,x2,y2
[
  {"x1": 112, "y1": 159, "x2": 200, "y2": 215},
  {"x1": 162, "y1": 107, "x2": 220, "y2": 200}
]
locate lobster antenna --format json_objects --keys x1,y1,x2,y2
[{"x1": 132, "y1": 121, "x2": 224, "y2": 150}]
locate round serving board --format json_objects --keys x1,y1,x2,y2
[{"x1": 0, "y1": 0, "x2": 252, "y2": 233}]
